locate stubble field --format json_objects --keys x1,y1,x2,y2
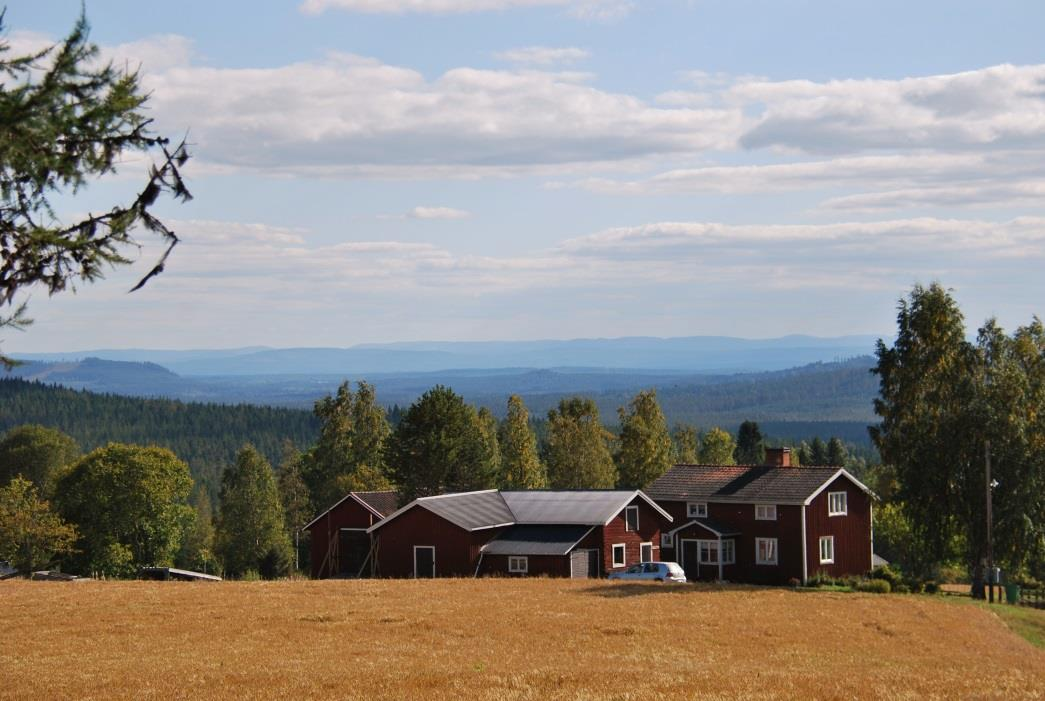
[{"x1": 2, "y1": 579, "x2": 1043, "y2": 700}]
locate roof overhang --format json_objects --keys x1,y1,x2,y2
[
  {"x1": 302, "y1": 491, "x2": 387, "y2": 531},
  {"x1": 480, "y1": 525, "x2": 595, "y2": 557},
  {"x1": 667, "y1": 519, "x2": 741, "y2": 538},
  {"x1": 602, "y1": 490, "x2": 674, "y2": 526},
  {"x1": 802, "y1": 468, "x2": 878, "y2": 505}
]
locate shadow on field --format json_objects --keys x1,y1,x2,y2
[{"x1": 581, "y1": 582, "x2": 773, "y2": 598}]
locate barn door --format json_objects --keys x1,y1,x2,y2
[
  {"x1": 569, "y1": 550, "x2": 599, "y2": 578},
  {"x1": 414, "y1": 546, "x2": 435, "y2": 578},
  {"x1": 338, "y1": 529, "x2": 369, "y2": 577}
]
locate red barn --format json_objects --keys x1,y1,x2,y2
[
  {"x1": 303, "y1": 490, "x2": 398, "y2": 579},
  {"x1": 366, "y1": 489, "x2": 672, "y2": 578},
  {"x1": 646, "y1": 448, "x2": 875, "y2": 584}
]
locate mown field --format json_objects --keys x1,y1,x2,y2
[{"x1": 3, "y1": 579, "x2": 1044, "y2": 700}]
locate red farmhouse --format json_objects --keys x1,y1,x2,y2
[
  {"x1": 645, "y1": 448, "x2": 875, "y2": 584},
  {"x1": 366, "y1": 489, "x2": 672, "y2": 578},
  {"x1": 303, "y1": 490, "x2": 398, "y2": 579}
]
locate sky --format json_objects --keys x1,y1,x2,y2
[{"x1": 5, "y1": 0, "x2": 1045, "y2": 351}]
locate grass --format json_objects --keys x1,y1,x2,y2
[
  {"x1": 981, "y1": 601, "x2": 1045, "y2": 649},
  {"x1": 3, "y1": 579, "x2": 1044, "y2": 700}
]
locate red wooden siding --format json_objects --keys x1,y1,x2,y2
[
  {"x1": 306, "y1": 498, "x2": 382, "y2": 579},
  {"x1": 478, "y1": 554, "x2": 571, "y2": 577},
  {"x1": 372, "y1": 506, "x2": 502, "y2": 578},
  {"x1": 804, "y1": 475, "x2": 873, "y2": 580},
  {"x1": 596, "y1": 496, "x2": 667, "y2": 574}
]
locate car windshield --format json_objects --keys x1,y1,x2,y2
[{"x1": 626, "y1": 565, "x2": 643, "y2": 573}]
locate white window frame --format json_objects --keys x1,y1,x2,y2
[
  {"x1": 625, "y1": 505, "x2": 640, "y2": 532},
  {"x1": 755, "y1": 504, "x2": 777, "y2": 521},
  {"x1": 756, "y1": 537, "x2": 778, "y2": 565},
  {"x1": 687, "y1": 502, "x2": 708, "y2": 518},
  {"x1": 640, "y1": 542, "x2": 653, "y2": 562},
  {"x1": 721, "y1": 539, "x2": 735, "y2": 565},
  {"x1": 507, "y1": 556, "x2": 528, "y2": 573},
  {"x1": 611, "y1": 543, "x2": 626, "y2": 568},
  {"x1": 819, "y1": 535, "x2": 834, "y2": 564},
  {"x1": 828, "y1": 491, "x2": 848, "y2": 516},
  {"x1": 696, "y1": 539, "x2": 734, "y2": 565},
  {"x1": 660, "y1": 533, "x2": 673, "y2": 548}
]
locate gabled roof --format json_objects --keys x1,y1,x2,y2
[
  {"x1": 667, "y1": 518, "x2": 741, "y2": 538},
  {"x1": 368, "y1": 489, "x2": 672, "y2": 534},
  {"x1": 646, "y1": 464, "x2": 874, "y2": 505},
  {"x1": 501, "y1": 490, "x2": 672, "y2": 526},
  {"x1": 302, "y1": 490, "x2": 399, "y2": 531},
  {"x1": 481, "y1": 525, "x2": 594, "y2": 556}
]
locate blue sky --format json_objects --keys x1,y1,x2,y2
[{"x1": 5, "y1": 0, "x2": 1045, "y2": 351}]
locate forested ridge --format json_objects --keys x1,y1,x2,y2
[{"x1": 0, "y1": 379, "x2": 318, "y2": 497}]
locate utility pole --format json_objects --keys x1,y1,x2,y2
[{"x1": 986, "y1": 439, "x2": 994, "y2": 604}]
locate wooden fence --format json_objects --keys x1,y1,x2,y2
[{"x1": 1017, "y1": 586, "x2": 1044, "y2": 610}]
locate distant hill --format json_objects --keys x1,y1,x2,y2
[
  {"x1": 7, "y1": 357, "x2": 184, "y2": 394},
  {"x1": 0, "y1": 378, "x2": 319, "y2": 499},
  {"x1": 11, "y1": 334, "x2": 882, "y2": 375}
]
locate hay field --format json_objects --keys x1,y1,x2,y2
[{"x1": 2, "y1": 579, "x2": 1043, "y2": 700}]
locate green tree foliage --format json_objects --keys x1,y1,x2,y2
[
  {"x1": 808, "y1": 437, "x2": 828, "y2": 465},
  {"x1": 0, "y1": 476, "x2": 78, "y2": 573},
  {"x1": 0, "y1": 424, "x2": 80, "y2": 495},
  {"x1": 303, "y1": 381, "x2": 392, "y2": 510},
  {"x1": 0, "y1": 12, "x2": 191, "y2": 366},
  {"x1": 872, "y1": 283, "x2": 1045, "y2": 586},
  {"x1": 615, "y1": 389, "x2": 672, "y2": 489},
  {"x1": 215, "y1": 445, "x2": 292, "y2": 579},
  {"x1": 276, "y1": 442, "x2": 312, "y2": 573},
  {"x1": 54, "y1": 443, "x2": 194, "y2": 577},
  {"x1": 699, "y1": 427, "x2": 736, "y2": 465},
  {"x1": 497, "y1": 395, "x2": 546, "y2": 489},
  {"x1": 476, "y1": 406, "x2": 502, "y2": 484},
  {"x1": 545, "y1": 397, "x2": 616, "y2": 489},
  {"x1": 388, "y1": 386, "x2": 496, "y2": 502},
  {"x1": 826, "y1": 437, "x2": 848, "y2": 466},
  {"x1": 175, "y1": 491, "x2": 216, "y2": 574},
  {"x1": 734, "y1": 420, "x2": 766, "y2": 465},
  {"x1": 670, "y1": 423, "x2": 699, "y2": 464},
  {"x1": 0, "y1": 378, "x2": 318, "y2": 502}
]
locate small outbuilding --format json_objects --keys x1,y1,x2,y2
[{"x1": 303, "y1": 490, "x2": 398, "y2": 579}]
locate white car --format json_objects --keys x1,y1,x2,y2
[{"x1": 607, "y1": 561, "x2": 687, "y2": 583}]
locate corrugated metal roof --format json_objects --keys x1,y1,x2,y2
[
  {"x1": 353, "y1": 491, "x2": 398, "y2": 517},
  {"x1": 419, "y1": 490, "x2": 515, "y2": 531},
  {"x1": 501, "y1": 490, "x2": 639, "y2": 525},
  {"x1": 482, "y1": 525, "x2": 594, "y2": 556},
  {"x1": 646, "y1": 464, "x2": 849, "y2": 504}
]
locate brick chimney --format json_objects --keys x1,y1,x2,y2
[{"x1": 764, "y1": 447, "x2": 792, "y2": 467}]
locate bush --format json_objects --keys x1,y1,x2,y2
[
  {"x1": 894, "y1": 583, "x2": 911, "y2": 594},
  {"x1": 924, "y1": 581, "x2": 940, "y2": 594},
  {"x1": 869, "y1": 564, "x2": 903, "y2": 590},
  {"x1": 857, "y1": 579, "x2": 891, "y2": 594},
  {"x1": 905, "y1": 579, "x2": 925, "y2": 594},
  {"x1": 241, "y1": 569, "x2": 261, "y2": 581}
]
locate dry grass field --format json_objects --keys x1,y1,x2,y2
[{"x1": 2, "y1": 579, "x2": 1044, "y2": 700}]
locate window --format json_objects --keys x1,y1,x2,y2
[
  {"x1": 755, "y1": 504, "x2": 777, "y2": 521},
  {"x1": 756, "y1": 538, "x2": 778, "y2": 565},
  {"x1": 819, "y1": 536, "x2": 834, "y2": 564},
  {"x1": 640, "y1": 542, "x2": 653, "y2": 562},
  {"x1": 828, "y1": 491, "x2": 848, "y2": 516},
  {"x1": 661, "y1": 533, "x2": 673, "y2": 548},
  {"x1": 508, "y1": 556, "x2": 528, "y2": 573},
  {"x1": 696, "y1": 539, "x2": 735, "y2": 565},
  {"x1": 687, "y1": 502, "x2": 708, "y2": 518},
  {"x1": 625, "y1": 505, "x2": 639, "y2": 531},
  {"x1": 612, "y1": 543, "x2": 626, "y2": 568}
]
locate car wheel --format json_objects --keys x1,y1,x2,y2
[{"x1": 655, "y1": 578, "x2": 663, "y2": 582}]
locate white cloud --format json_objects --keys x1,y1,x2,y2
[
  {"x1": 494, "y1": 46, "x2": 590, "y2": 66},
  {"x1": 408, "y1": 206, "x2": 471, "y2": 219},
  {"x1": 299, "y1": 0, "x2": 631, "y2": 18}
]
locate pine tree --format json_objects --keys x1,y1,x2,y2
[
  {"x1": 476, "y1": 407, "x2": 502, "y2": 485},
  {"x1": 698, "y1": 428, "x2": 736, "y2": 465},
  {"x1": 545, "y1": 397, "x2": 616, "y2": 489},
  {"x1": 670, "y1": 423, "x2": 699, "y2": 464},
  {"x1": 215, "y1": 445, "x2": 292, "y2": 579},
  {"x1": 826, "y1": 437, "x2": 848, "y2": 467},
  {"x1": 497, "y1": 395, "x2": 546, "y2": 489},
  {"x1": 387, "y1": 386, "x2": 496, "y2": 503},
  {"x1": 809, "y1": 437, "x2": 828, "y2": 465},
  {"x1": 733, "y1": 420, "x2": 766, "y2": 465},
  {"x1": 615, "y1": 389, "x2": 672, "y2": 489}
]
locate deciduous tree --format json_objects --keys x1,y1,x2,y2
[
  {"x1": 615, "y1": 389, "x2": 672, "y2": 489},
  {"x1": 670, "y1": 423, "x2": 699, "y2": 464},
  {"x1": 497, "y1": 395, "x2": 546, "y2": 489},
  {"x1": 0, "y1": 476, "x2": 78, "y2": 573},
  {"x1": 698, "y1": 427, "x2": 735, "y2": 465},
  {"x1": 0, "y1": 424, "x2": 80, "y2": 495},
  {"x1": 54, "y1": 443, "x2": 194, "y2": 577},
  {"x1": 545, "y1": 397, "x2": 616, "y2": 489}
]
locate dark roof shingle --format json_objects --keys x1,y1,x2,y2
[
  {"x1": 646, "y1": 464, "x2": 851, "y2": 504},
  {"x1": 353, "y1": 490, "x2": 399, "y2": 517}
]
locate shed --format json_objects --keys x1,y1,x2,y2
[{"x1": 304, "y1": 490, "x2": 398, "y2": 579}]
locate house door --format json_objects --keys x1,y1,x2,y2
[
  {"x1": 681, "y1": 539, "x2": 700, "y2": 580},
  {"x1": 338, "y1": 529, "x2": 369, "y2": 577},
  {"x1": 570, "y1": 549, "x2": 599, "y2": 578},
  {"x1": 413, "y1": 546, "x2": 435, "y2": 578}
]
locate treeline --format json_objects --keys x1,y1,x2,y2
[{"x1": 0, "y1": 379, "x2": 319, "y2": 497}]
